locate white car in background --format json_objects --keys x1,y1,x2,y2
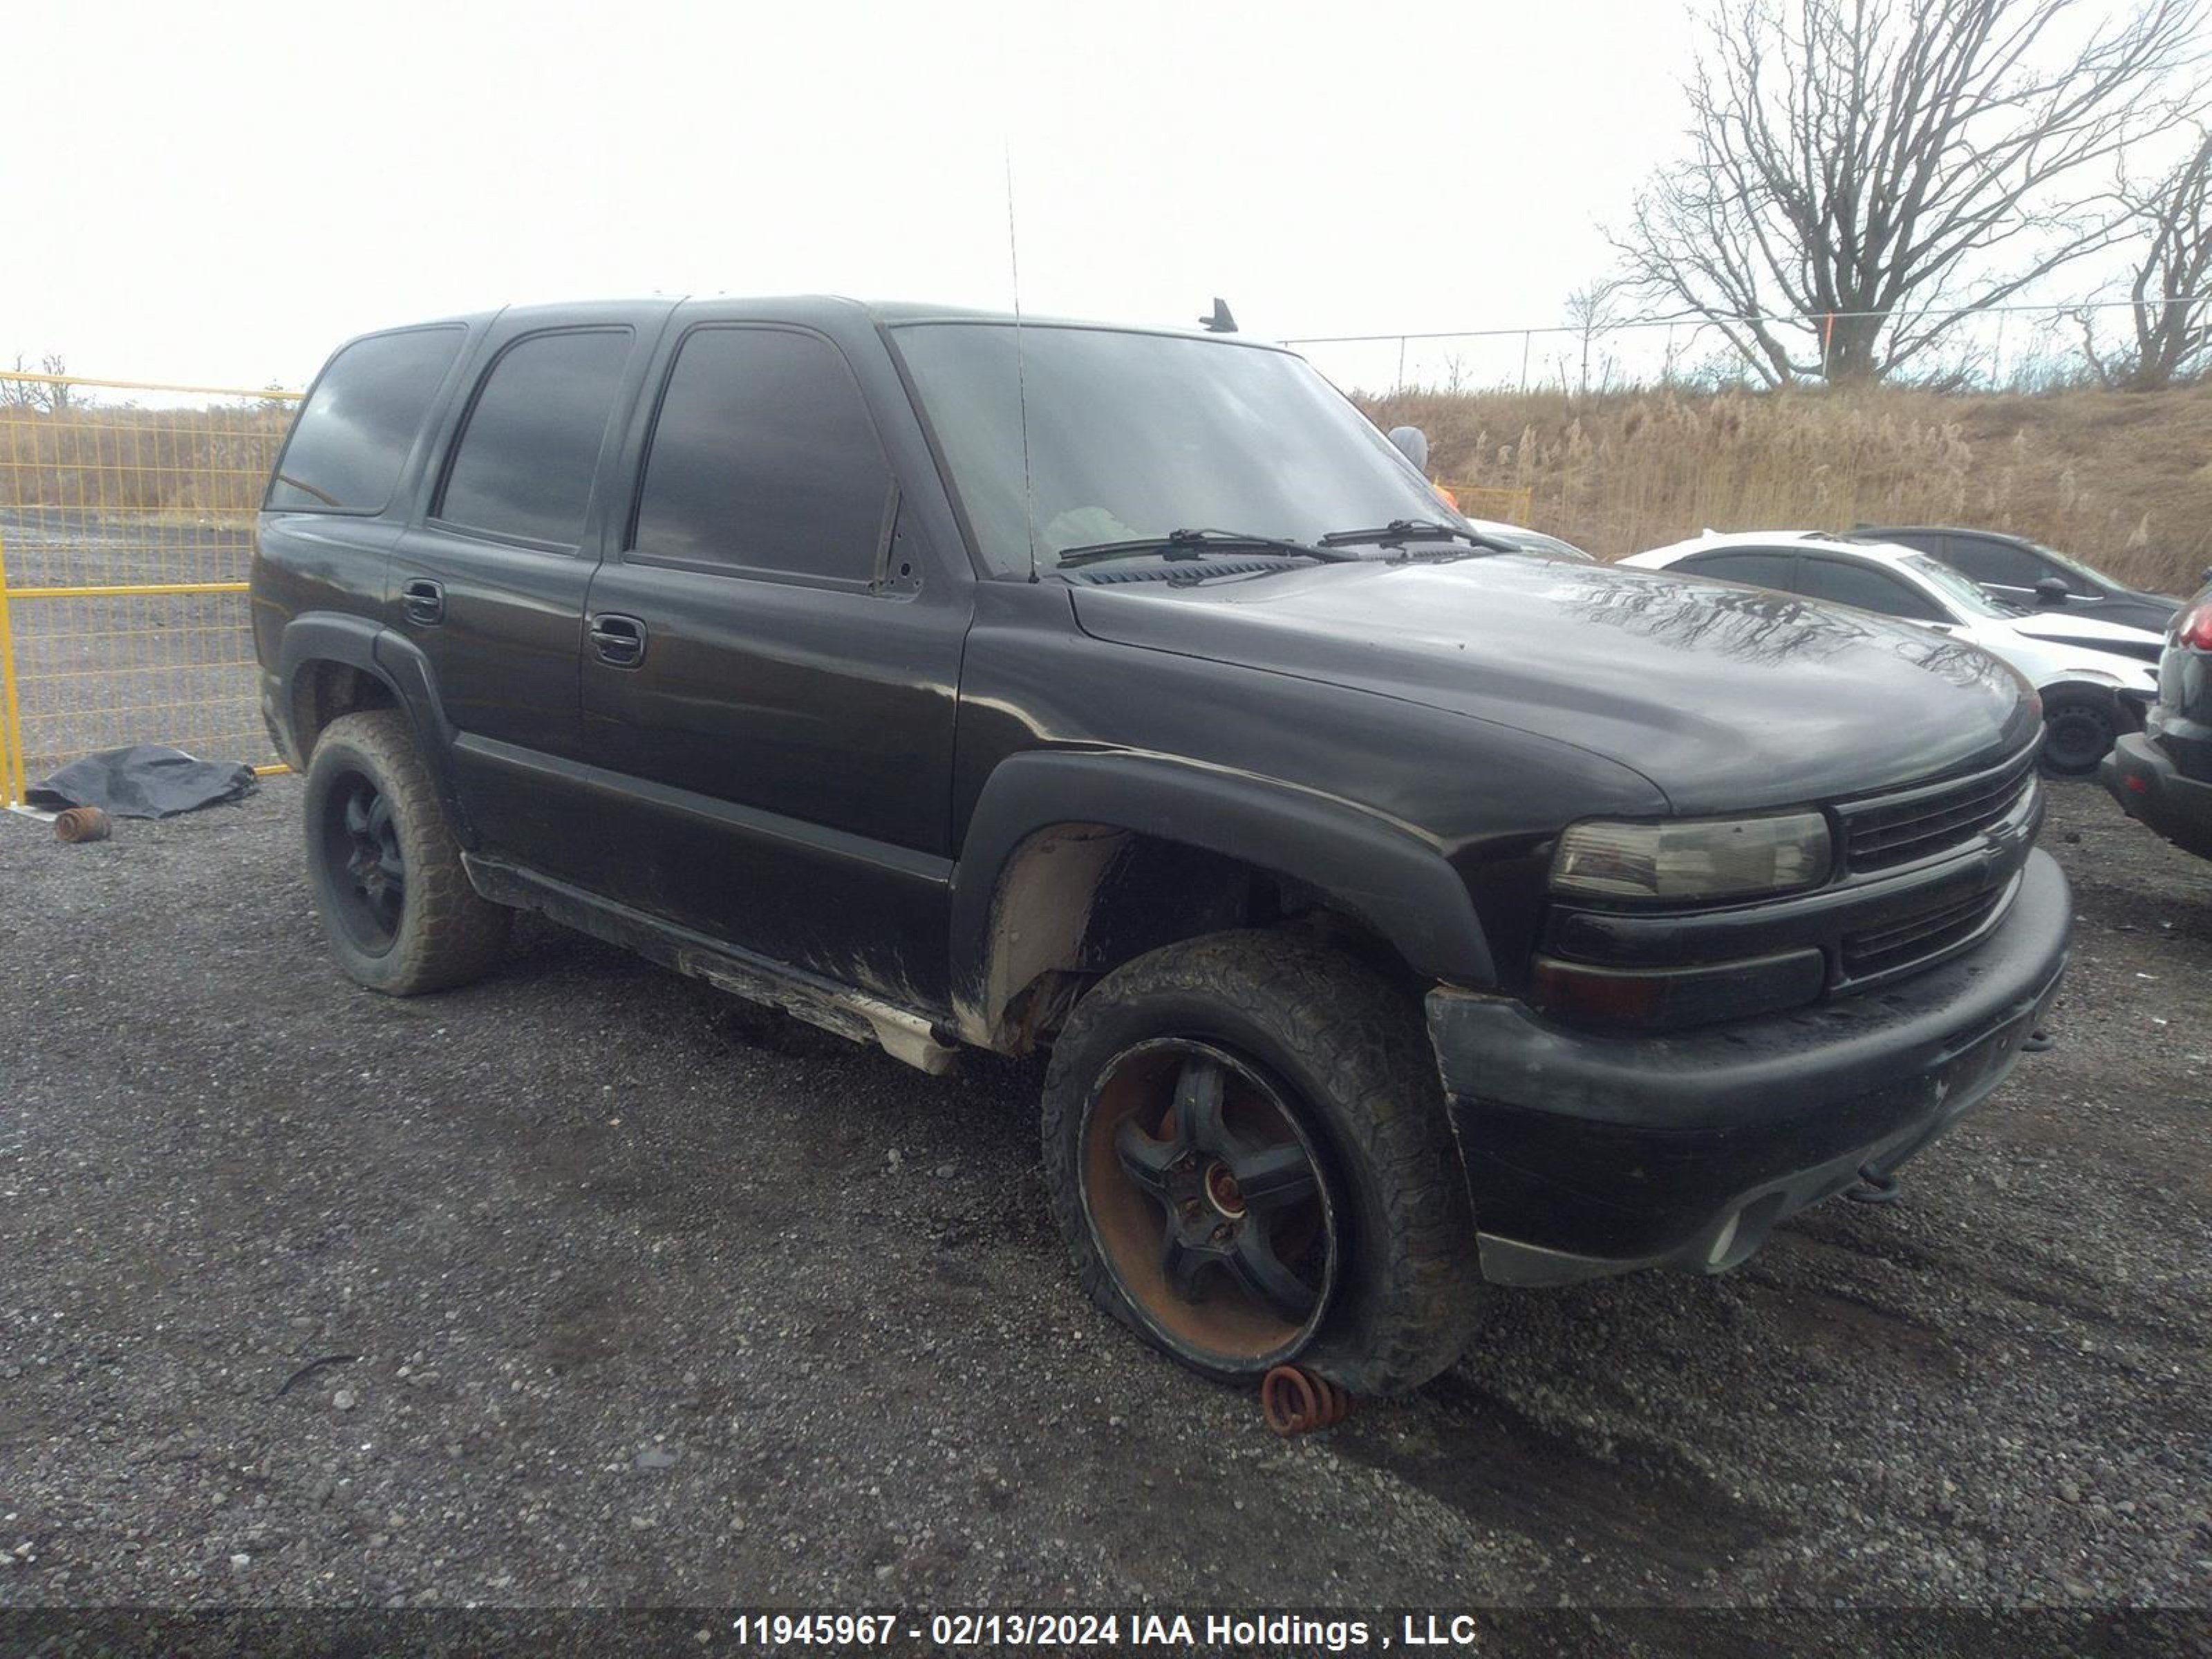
[{"x1": 1621, "y1": 531, "x2": 2161, "y2": 775}]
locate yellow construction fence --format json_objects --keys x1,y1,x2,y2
[
  {"x1": 0, "y1": 370, "x2": 301, "y2": 807},
  {"x1": 1440, "y1": 483, "x2": 1533, "y2": 525}
]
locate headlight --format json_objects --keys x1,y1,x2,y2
[{"x1": 1550, "y1": 811, "x2": 1833, "y2": 902}]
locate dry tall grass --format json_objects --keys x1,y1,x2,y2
[
  {"x1": 1362, "y1": 383, "x2": 2212, "y2": 596},
  {"x1": 6, "y1": 388, "x2": 2206, "y2": 597}
]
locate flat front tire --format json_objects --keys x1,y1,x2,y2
[
  {"x1": 1040, "y1": 931, "x2": 1483, "y2": 1395},
  {"x1": 302, "y1": 710, "x2": 509, "y2": 995}
]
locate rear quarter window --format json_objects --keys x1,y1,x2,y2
[{"x1": 266, "y1": 326, "x2": 465, "y2": 513}]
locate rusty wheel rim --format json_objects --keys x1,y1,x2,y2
[{"x1": 1080, "y1": 1038, "x2": 1337, "y2": 1369}]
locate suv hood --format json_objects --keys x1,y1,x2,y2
[{"x1": 1069, "y1": 556, "x2": 2040, "y2": 815}]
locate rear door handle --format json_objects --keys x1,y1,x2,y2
[
  {"x1": 590, "y1": 612, "x2": 647, "y2": 668},
  {"x1": 401, "y1": 579, "x2": 444, "y2": 626}
]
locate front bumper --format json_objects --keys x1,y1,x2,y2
[
  {"x1": 1426, "y1": 848, "x2": 2070, "y2": 1286},
  {"x1": 2102, "y1": 732, "x2": 2212, "y2": 859}
]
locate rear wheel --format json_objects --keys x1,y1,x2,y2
[
  {"x1": 1040, "y1": 931, "x2": 1482, "y2": 1394},
  {"x1": 2041, "y1": 694, "x2": 2119, "y2": 776},
  {"x1": 303, "y1": 710, "x2": 509, "y2": 994}
]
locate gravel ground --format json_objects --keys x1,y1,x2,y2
[{"x1": 1, "y1": 778, "x2": 2207, "y2": 1621}]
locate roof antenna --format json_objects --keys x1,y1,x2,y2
[
  {"x1": 1003, "y1": 140, "x2": 1039, "y2": 583},
  {"x1": 1201, "y1": 297, "x2": 1238, "y2": 334}
]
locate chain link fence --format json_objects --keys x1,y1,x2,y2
[{"x1": 1287, "y1": 297, "x2": 2201, "y2": 398}]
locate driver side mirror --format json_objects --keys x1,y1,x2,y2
[
  {"x1": 1387, "y1": 425, "x2": 1430, "y2": 473},
  {"x1": 2034, "y1": 576, "x2": 2070, "y2": 606}
]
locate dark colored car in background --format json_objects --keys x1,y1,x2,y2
[
  {"x1": 2103, "y1": 584, "x2": 2212, "y2": 860},
  {"x1": 252, "y1": 298, "x2": 2072, "y2": 1396},
  {"x1": 1859, "y1": 524, "x2": 2182, "y2": 636}
]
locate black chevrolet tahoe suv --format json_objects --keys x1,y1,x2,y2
[{"x1": 253, "y1": 298, "x2": 2071, "y2": 1395}]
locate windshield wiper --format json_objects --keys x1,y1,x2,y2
[
  {"x1": 1057, "y1": 527, "x2": 1360, "y2": 568},
  {"x1": 1318, "y1": 518, "x2": 1516, "y2": 554}
]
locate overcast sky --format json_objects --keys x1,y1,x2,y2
[{"x1": 3, "y1": 1, "x2": 1699, "y2": 391}]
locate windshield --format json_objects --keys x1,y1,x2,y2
[
  {"x1": 893, "y1": 323, "x2": 1458, "y2": 575},
  {"x1": 1904, "y1": 553, "x2": 2010, "y2": 617}
]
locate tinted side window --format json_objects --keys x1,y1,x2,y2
[
  {"x1": 1941, "y1": 536, "x2": 2045, "y2": 588},
  {"x1": 1682, "y1": 550, "x2": 1797, "y2": 590},
  {"x1": 1800, "y1": 558, "x2": 1943, "y2": 621},
  {"x1": 267, "y1": 326, "x2": 463, "y2": 512},
  {"x1": 632, "y1": 328, "x2": 893, "y2": 583},
  {"x1": 437, "y1": 330, "x2": 633, "y2": 548}
]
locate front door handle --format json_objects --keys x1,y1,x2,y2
[
  {"x1": 590, "y1": 612, "x2": 647, "y2": 668},
  {"x1": 402, "y1": 578, "x2": 444, "y2": 626}
]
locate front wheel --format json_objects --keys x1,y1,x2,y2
[
  {"x1": 1040, "y1": 932, "x2": 1482, "y2": 1394},
  {"x1": 2041, "y1": 693, "x2": 2119, "y2": 777}
]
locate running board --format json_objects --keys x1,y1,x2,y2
[{"x1": 462, "y1": 854, "x2": 960, "y2": 1076}]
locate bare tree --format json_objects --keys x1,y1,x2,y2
[
  {"x1": 1, "y1": 355, "x2": 35, "y2": 412},
  {"x1": 2107, "y1": 127, "x2": 2212, "y2": 386},
  {"x1": 3, "y1": 352, "x2": 77, "y2": 414},
  {"x1": 1564, "y1": 278, "x2": 1626, "y2": 398},
  {"x1": 1613, "y1": 0, "x2": 2208, "y2": 386}
]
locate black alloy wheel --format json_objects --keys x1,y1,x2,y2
[
  {"x1": 319, "y1": 771, "x2": 405, "y2": 952},
  {"x1": 300, "y1": 709, "x2": 510, "y2": 995}
]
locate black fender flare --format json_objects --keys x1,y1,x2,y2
[
  {"x1": 276, "y1": 613, "x2": 471, "y2": 839},
  {"x1": 947, "y1": 750, "x2": 1496, "y2": 1036}
]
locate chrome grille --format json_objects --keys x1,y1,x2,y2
[{"x1": 1838, "y1": 747, "x2": 2038, "y2": 872}]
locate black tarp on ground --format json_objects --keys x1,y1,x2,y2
[{"x1": 27, "y1": 744, "x2": 258, "y2": 819}]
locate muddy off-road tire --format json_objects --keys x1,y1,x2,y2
[
  {"x1": 1040, "y1": 931, "x2": 1483, "y2": 1394},
  {"x1": 303, "y1": 710, "x2": 509, "y2": 995}
]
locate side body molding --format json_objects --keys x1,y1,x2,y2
[{"x1": 948, "y1": 750, "x2": 1496, "y2": 1036}]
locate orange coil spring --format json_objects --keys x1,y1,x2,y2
[
  {"x1": 54, "y1": 806, "x2": 113, "y2": 844},
  {"x1": 1260, "y1": 1365, "x2": 1352, "y2": 1434}
]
